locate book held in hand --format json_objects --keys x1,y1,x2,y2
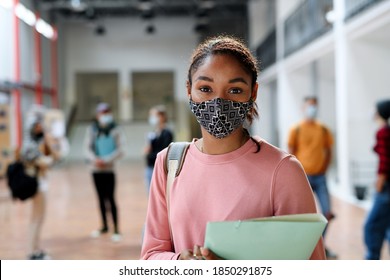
[{"x1": 204, "y1": 213, "x2": 327, "y2": 260}]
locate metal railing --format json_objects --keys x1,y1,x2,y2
[
  {"x1": 284, "y1": 0, "x2": 333, "y2": 57},
  {"x1": 255, "y1": 27, "x2": 276, "y2": 71},
  {"x1": 345, "y1": 0, "x2": 386, "y2": 20}
]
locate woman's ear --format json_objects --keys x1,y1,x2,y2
[
  {"x1": 251, "y1": 82, "x2": 258, "y2": 101},
  {"x1": 186, "y1": 81, "x2": 191, "y2": 99}
]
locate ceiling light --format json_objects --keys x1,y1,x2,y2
[
  {"x1": 71, "y1": 0, "x2": 87, "y2": 12},
  {"x1": 36, "y1": 18, "x2": 55, "y2": 39},
  {"x1": 15, "y1": 3, "x2": 36, "y2": 26},
  {"x1": 325, "y1": 10, "x2": 336, "y2": 23}
]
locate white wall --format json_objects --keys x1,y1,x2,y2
[
  {"x1": 20, "y1": 21, "x2": 35, "y2": 85},
  {"x1": 61, "y1": 17, "x2": 197, "y2": 123},
  {"x1": 347, "y1": 38, "x2": 390, "y2": 163},
  {"x1": 0, "y1": 0, "x2": 53, "y2": 87},
  {"x1": 253, "y1": 80, "x2": 279, "y2": 145},
  {"x1": 0, "y1": 6, "x2": 13, "y2": 81},
  {"x1": 60, "y1": 16, "x2": 198, "y2": 159},
  {"x1": 41, "y1": 36, "x2": 52, "y2": 89},
  {"x1": 0, "y1": 0, "x2": 55, "y2": 148}
]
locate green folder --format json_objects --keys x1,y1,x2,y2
[{"x1": 204, "y1": 213, "x2": 327, "y2": 260}]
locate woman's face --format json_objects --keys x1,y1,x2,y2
[
  {"x1": 187, "y1": 54, "x2": 258, "y2": 103},
  {"x1": 33, "y1": 122, "x2": 44, "y2": 134}
]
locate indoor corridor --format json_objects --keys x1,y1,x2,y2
[{"x1": 0, "y1": 159, "x2": 389, "y2": 260}]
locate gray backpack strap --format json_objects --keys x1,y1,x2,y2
[
  {"x1": 165, "y1": 142, "x2": 191, "y2": 176},
  {"x1": 165, "y1": 141, "x2": 190, "y2": 252}
]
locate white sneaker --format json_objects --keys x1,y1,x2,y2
[
  {"x1": 111, "y1": 233, "x2": 121, "y2": 242},
  {"x1": 90, "y1": 228, "x2": 108, "y2": 238},
  {"x1": 90, "y1": 230, "x2": 100, "y2": 238}
]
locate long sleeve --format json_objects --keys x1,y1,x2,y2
[
  {"x1": 101, "y1": 127, "x2": 126, "y2": 164},
  {"x1": 84, "y1": 126, "x2": 97, "y2": 162},
  {"x1": 272, "y1": 155, "x2": 326, "y2": 260},
  {"x1": 374, "y1": 127, "x2": 390, "y2": 176}
]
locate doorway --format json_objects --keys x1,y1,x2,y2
[
  {"x1": 75, "y1": 72, "x2": 119, "y2": 122},
  {"x1": 132, "y1": 71, "x2": 175, "y2": 121}
]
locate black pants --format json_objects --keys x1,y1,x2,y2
[{"x1": 92, "y1": 172, "x2": 119, "y2": 233}]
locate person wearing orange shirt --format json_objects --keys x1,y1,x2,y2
[{"x1": 288, "y1": 96, "x2": 336, "y2": 259}]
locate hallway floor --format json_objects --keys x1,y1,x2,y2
[{"x1": 0, "y1": 160, "x2": 389, "y2": 260}]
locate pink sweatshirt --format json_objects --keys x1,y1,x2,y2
[{"x1": 141, "y1": 138, "x2": 326, "y2": 260}]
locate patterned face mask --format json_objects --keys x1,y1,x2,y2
[{"x1": 189, "y1": 97, "x2": 253, "y2": 139}]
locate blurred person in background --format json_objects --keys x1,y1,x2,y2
[
  {"x1": 84, "y1": 102, "x2": 125, "y2": 242},
  {"x1": 144, "y1": 105, "x2": 173, "y2": 195},
  {"x1": 21, "y1": 105, "x2": 69, "y2": 259},
  {"x1": 364, "y1": 99, "x2": 390, "y2": 260},
  {"x1": 287, "y1": 96, "x2": 336, "y2": 259}
]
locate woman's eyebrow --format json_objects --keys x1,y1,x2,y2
[
  {"x1": 196, "y1": 76, "x2": 213, "y2": 82},
  {"x1": 195, "y1": 76, "x2": 248, "y2": 85},
  {"x1": 229, "y1": 77, "x2": 248, "y2": 85}
]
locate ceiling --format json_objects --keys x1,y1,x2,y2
[
  {"x1": 36, "y1": 0, "x2": 250, "y2": 38},
  {"x1": 36, "y1": 0, "x2": 249, "y2": 22}
]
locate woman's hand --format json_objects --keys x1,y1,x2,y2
[
  {"x1": 95, "y1": 158, "x2": 107, "y2": 168},
  {"x1": 178, "y1": 249, "x2": 197, "y2": 260},
  {"x1": 198, "y1": 246, "x2": 222, "y2": 260},
  {"x1": 178, "y1": 245, "x2": 222, "y2": 260},
  {"x1": 144, "y1": 144, "x2": 151, "y2": 155}
]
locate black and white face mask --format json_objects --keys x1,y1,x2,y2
[{"x1": 189, "y1": 97, "x2": 253, "y2": 139}]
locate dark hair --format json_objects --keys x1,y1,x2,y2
[
  {"x1": 187, "y1": 35, "x2": 259, "y2": 124},
  {"x1": 376, "y1": 99, "x2": 390, "y2": 121},
  {"x1": 152, "y1": 104, "x2": 168, "y2": 123},
  {"x1": 304, "y1": 96, "x2": 318, "y2": 103}
]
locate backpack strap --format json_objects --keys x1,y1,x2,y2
[
  {"x1": 164, "y1": 141, "x2": 190, "y2": 252},
  {"x1": 290, "y1": 125, "x2": 300, "y2": 153}
]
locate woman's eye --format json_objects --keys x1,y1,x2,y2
[
  {"x1": 229, "y1": 88, "x2": 242, "y2": 94},
  {"x1": 199, "y1": 87, "x2": 212, "y2": 93}
]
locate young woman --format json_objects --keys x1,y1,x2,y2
[
  {"x1": 21, "y1": 105, "x2": 69, "y2": 259},
  {"x1": 141, "y1": 35, "x2": 325, "y2": 260}
]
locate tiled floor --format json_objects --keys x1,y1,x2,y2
[{"x1": 0, "y1": 160, "x2": 389, "y2": 260}]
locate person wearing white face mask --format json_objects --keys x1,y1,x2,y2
[
  {"x1": 17, "y1": 105, "x2": 69, "y2": 260},
  {"x1": 144, "y1": 105, "x2": 173, "y2": 194},
  {"x1": 288, "y1": 96, "x2": 336, "y2": 259},
  {"x1": 84, "y1": 102, "x2": 125, "y2": 242}
]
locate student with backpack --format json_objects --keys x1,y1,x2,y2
[
  {"x1": 84, "y1": 102, "x2": 125, "y2": 242},
  {"x1": 287, "y1": 96, "x2": 336, "y2": 259},
  {"x1": 18, "y1": 105, "x2": 68, "y2": 260},
  {"x1": 140, "y1": 36, "x2": 325, "y2": 260}
]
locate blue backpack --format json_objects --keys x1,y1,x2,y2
[{"x1": 93, "y1": 125, "x2": 117, "y2": 157}]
